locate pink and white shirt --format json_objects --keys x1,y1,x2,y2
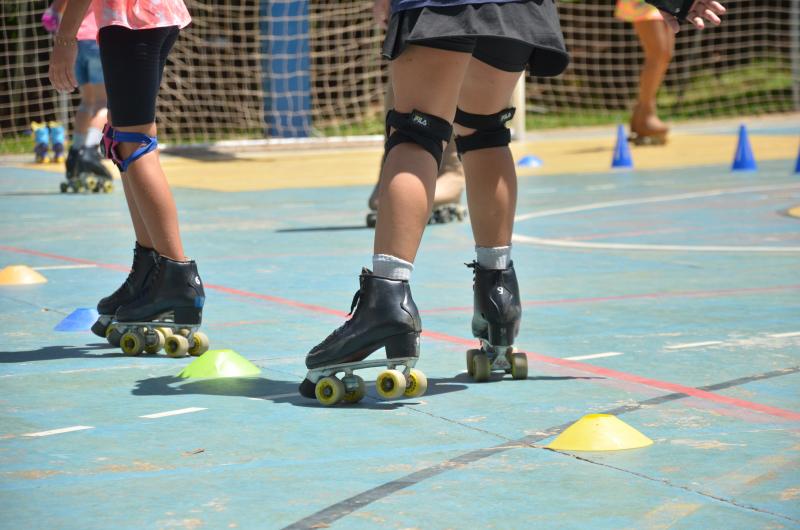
[{"x1": 93, "y1": 0, "x2": 191, "y2": 30}]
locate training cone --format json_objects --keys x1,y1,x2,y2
[
  {"x1": 611, "y1": 124, "x2": 633, "y2": 169},
  {"x1": 178, "y1": 349, "x2": 261, "y2": 379},
  {"x1": 732, "y1": 124, "x2": 757, "y2": 171},
  {"x1": 54, "y1": 308, "x2": 99, "y2": 332},
  {"x1": 517, "y1": 155, "x2": 543, "y2": 169},
  {"x1": 0, "y1": 265, "x2": 47, "y2": 286},
  {"x1": 546, "y1": 414, "x2": 653, "y2": 451},
  {"x1": 794, "y1": 142, "x2": 800, "y2": 174}
]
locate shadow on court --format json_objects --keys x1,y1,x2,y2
[{"x1": 0, "y1": 343, "x2": 123, "y2": 363}]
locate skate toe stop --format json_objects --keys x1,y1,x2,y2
[{"x1": 299, "y1": 378, "x2": 317, "y2": 398}]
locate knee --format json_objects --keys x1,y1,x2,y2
[
  {"x1": 385, "y1": 110, "x2": 453, "y2": 168},
  {"x1": 453, "y1": 107, "x2": 515, "y2": 156}
]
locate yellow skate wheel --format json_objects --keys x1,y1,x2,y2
[
  {"x1": 315, "y1": 376, "x2": 344, "y2": 406},
  {"x1": 165, "y1": 334, "x2": 190, "y2": 357},
  {"x1": 144, "y1": 329, "x2": 166, "y2": 354},
  {"x1": 102, "y1": 180, "x2": 114, "y2": 193},
  {"x1": 404, "y1": 368, "x2": 427, "y2": 398},
  {"x1": 106, "y1": 325, "x2": 122, "y2": 347},
  {"x1": 466, "y1": 349, "x2": 480, "y2": 376},
  {"x1": 342, "y1": 375, "x2": 366, "y2": 404},
  {"x1": 85, "y1": 175, "x2": 97, "y2": 191},
  {"x1": 376, "y1": 369, "x2": 406, "y2": 400},
  {"x1": 188, "y1": 331, "x2": 209, "y2": 356},
  {"x1": 120, "y1": 331, "x2": 145, "y2": 356},
  {"x1": 155, "y1": 326, "x2": 173, "y2": 338},
  {"x1": 471, "y1": 352, "x2": 491, "y2": 382},
  {"x1": 510, "y1": 351, "x2": 528, "y2": 380},
  {"x1": 178, "y1": 328, "x2": 191, "y2": 337}
]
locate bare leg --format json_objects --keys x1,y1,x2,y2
[
  {"x1": 115, "y1": 121, "x2": 184, "y2": 260},
  {"x1": 373, "y1": 45, "x2": 471, "y2": 262},
  {"x1": 632, "y1": 19, "x2": 675, "y2": 136},
  {"x1": 457, "y1": 60, "x2": 524, "y2": 247},
  {"x1": 74, "y1": 86, "x2": 91, "y2": 136}
]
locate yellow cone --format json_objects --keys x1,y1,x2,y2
[
  {"x1": 546, "y1": 414, "x2": 653, "y2": 451},
  {"x1": 0, "y1": 265, "x2": 47, "y2": 286},
  {"x1": 178, "y1": 349, "x2": 261, "y2": 379}
]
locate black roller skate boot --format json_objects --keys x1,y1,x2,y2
[
  {"x1": 111, "y1": 256, "x2": 208, "y2": 358},
  {"x1": 79, "y1": 146, "x2": 114, "y2": 193},
  {"x1": 92, "y1": 243, "x2": 158, "y2": 339},
  {"x1": 466, "y1": 261, "x2": 527, "y2": 381},
  {"x1": 60, "y1": 146, "x2": 80, "y2": 193},
  {"x1": 299, "y1": 268, "x2": 426, "y2": 406}
]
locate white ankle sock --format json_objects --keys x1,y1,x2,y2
[
  {"x1": 476, "y1": 245, "x2": 511, "y2": 270},
  {"x1": 372, "y1": 254, "x2": 413, "y2": 281},
  {"x1": 85, "y1": 127, "x2": 103, "y2": 147}
]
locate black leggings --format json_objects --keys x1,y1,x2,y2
[{"x1": 98, "y1": 25, "x2": 179, "y2": 127}]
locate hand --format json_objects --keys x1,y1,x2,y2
[
  {"x1": 373, "y1": 0, "x2": 390, "y2": 30},
  {"x1": 661, "y1": 0, "x2": 726, "y2": 33},
  {"x1": 48, "y1": 37, "x2": 78, "y2": 93},
  {"x1": 41, "y1": 7, "x2": 60, "y2": 32}
]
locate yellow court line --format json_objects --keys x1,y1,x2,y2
[{"x1": 15, "y1": 133, "x2": 799, "y2": 192}]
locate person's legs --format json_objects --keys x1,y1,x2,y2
[
  {"x1": 631, "y1": 19, "x2": 675, "y2": 140},
  {"x1": 373, "y1": 44, "x2": 471, "y2": 263}
]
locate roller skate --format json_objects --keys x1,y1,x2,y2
[
  {"x1": 31, "y1": 121, "x2": 50, "y2": 163},
  {"x1": 91, "y1": 243, "x2": 158, "y2": 339},
  {"x1": 48, "y1": 121, "x2": 66, "y2": 163},
  {"x1": 107, "y1": 255, "x2": 209, "y2": 358},
  {"x1": 465, "y1": 261, "x2": 527, "y2": 382},
  {"x1": 299, "y1": 269, "x2": 426, "y2": 406},
  {"x1": 366, "y1": 140, "x2": 466, "y2": 227},
  {"x1": 628, "y1": 103, "x2": 668, "y2": 146}
]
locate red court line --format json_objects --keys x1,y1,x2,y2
[
  {"x1": 422, "y1": 284, "x2": 800, "y2": 314},
  {"x1": 3, "y1": 244, "x2": 798, "y2": 422}
]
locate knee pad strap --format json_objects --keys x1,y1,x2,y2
[
  {"x1": 101, "y1": 124, "x2": 158, "y2": 172},
  {"x1": 454, "y1": 107, "x2": 515, "y2": 155},
  {"x1": 385, "y1": 109, "x2": 453, "y2": 168}
]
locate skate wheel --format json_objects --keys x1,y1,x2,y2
[
  {"x1": 404, "y1": 369, "x2": 427, "y2": 398},
  {"x1": 165, "y1": 334, "x2": 190, "y2": 357},
  {"x1": 471, "y1": 352, "x2": 491, "y2": 382},
  {"x1": 85, "y1": 175, "x2": 97, "y2": 192},
  {"x1": 188, "y1": 331, "x2": 209, "y2": 356},
  {"x1": 315, "y1": 376, "x2": 344, "y2": 406},
  {"x1": 59, "y1": 182, "x2": 68, "y2": 193},
  {"x1": 466, "y1": 349, "x2": 480, "y2": 376},
  {"x1": 120, "y1": 331, "x2": 145, "y2": 356},
  {"x1": 342, "y1": 375, "x2": 366, "y2": 404},
  {"x1": 102, "y1": 180, "x2": 114, "y2": 193},
  {"x1": 155, "y1": 326, "x2": 173, "y2": 338},
  {"x1": 510, "y1": 351, "x2": 528, "y2": 380},
  {"x1": 106, "y1": 325, "x2": 122, "y2": 347},
  {"x1": 376, "y1": 369, "x2": 406, "y2": 400},
  {"x1": 178, "y1": 328, "x2": 191, "y2": 338},
  {"x1": 144, "y1": 329, "x2": 166, "y2": 354}
]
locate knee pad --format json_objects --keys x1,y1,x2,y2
[
  {"x1": 454, "y1": 107, "x2": 515, "y2": 155},
  {"x1": 385, "y1": 109, "x2": 453, "y2": 168},
  {"x1": 101, "y1": 124, "x2": 157, "y2": 172}
]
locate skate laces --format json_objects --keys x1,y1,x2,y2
[{"x1": 316, "y1": 288, "x2": 361, "y2": 347}]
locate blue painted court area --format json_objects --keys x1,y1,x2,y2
[{"x1": 1, "y1": 149, "x2": 799, "y2": 529}]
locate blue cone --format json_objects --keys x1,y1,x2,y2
[
  {"x1": 794, "y1": 142, "x2": 800, "y2": 174},
  {"x1": 54, "y1": 308, "x2": 99, "y2": 332},
  {"x1": 732, "y1": 124, "x2": 757, "y2": 171},
  {"x1": 611, "y1": 124, "x2": 633, "y2": 169},
  {"x1": 517, "y1": 155, "x2": 543, "y2": 168}
]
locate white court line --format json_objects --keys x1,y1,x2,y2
[
  {"x1": 768, "y1": 331, "x2": 800, "y2": 338},
  {"x1": 32, "y1": 264, "x2": 97, "y2": 271},
  {"x1": 565, "y1": 352, "x2": 624, "y2": 361},
  {"x1": 665, "y1": 341, "x2": 723, "y2": 350},
  {"x1": 514, "y1": 183, "x2": 800, "y2": 222},
  {"x1": 248, "y1": 392, "x2": 298, "y2": 401},
  {"x1": 139, "y1": 407, "x2": 207, "y2": 419},
  {"x1": 513, "y1": 234, "x2": 800, "y2": 253},
  {"x1": 24, "y1": 425, "x2": 94, "y2": 437}
]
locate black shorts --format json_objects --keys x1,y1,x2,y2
[
  {"x1": 98, "y1": 25, "x2": 179, "y2": 127},
  {"x1": 382, "y1": 2, "x2": 569, "y2": 77}
]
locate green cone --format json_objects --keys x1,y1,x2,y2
[{"x1": 178, "y1": 349, "x2": 261, "y2": 379}]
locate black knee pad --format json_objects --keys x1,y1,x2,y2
[
  {"x1": 385, "y1": 109, "x2": 453, "y2": 168},
  {"x1": 454, "y1": 107, "x2": 515, "y2": 155}
]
